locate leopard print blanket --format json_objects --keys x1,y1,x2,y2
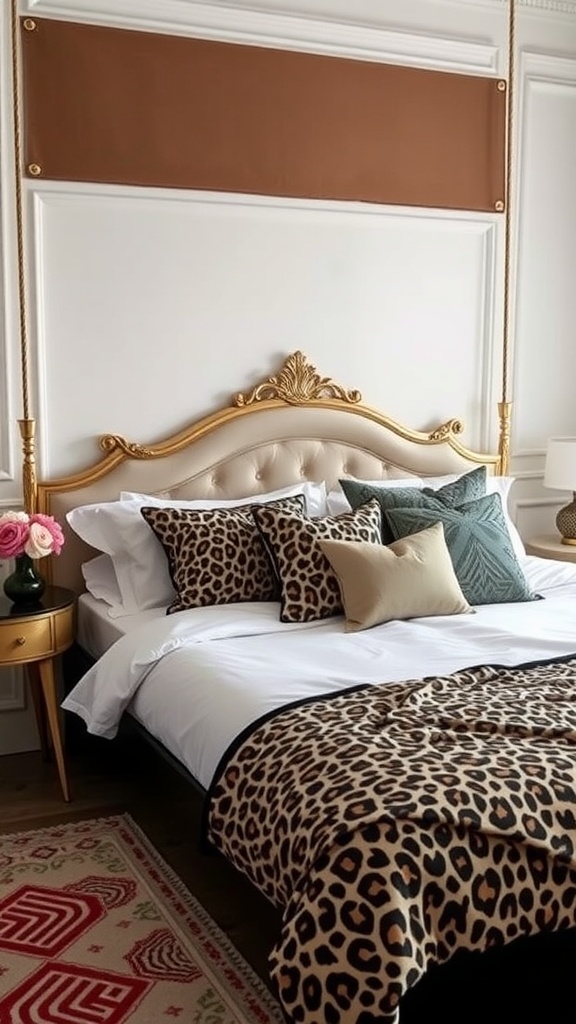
[{"x1": 206, "y1": 655, "x2": 576, "y2": 1024}]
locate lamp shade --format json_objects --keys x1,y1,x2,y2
[{"x1": 544, "y1": 437, "x2": 576, "y2": 491}]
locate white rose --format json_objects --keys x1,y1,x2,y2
[
  {"x1": 24, "y1": 522, "x2": 54, "y2": 559},
  {"x1": 0, "y1": 511, "x2": 29, "y2": 524}
]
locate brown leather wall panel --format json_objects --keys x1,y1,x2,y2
[{"x1": 21, "y1": 17, "x2": 506, "y2": 212}]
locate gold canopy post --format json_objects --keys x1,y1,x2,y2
[
  {"x1": 498, "y1": 0, "x2": 516, "y2": 476},
  {"x1": 10, "y1": 0, "x2": 37, "y2": 513}
]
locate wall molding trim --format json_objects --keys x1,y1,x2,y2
[
  {"x1": 29, "y1": 179, "x2": 501, "y2": 474},
  {"x1": 456, "y1": 0, "x2": 576, "y2": 14},
  {"x1": 516, "y1": 496, "x2": 564, "y2": 509},
  {"x1": 521, "y1": 49, "x2": 576, "y2": 83},
  {"x1": 22, "y1": 1, "x2": 499, "y2": 74},
  {"x1": 0, "y1": 673, "x2": 26, "y2": 713},
  {"x1": 24, "y1": 0, "x2": 576, "y2": 32}
]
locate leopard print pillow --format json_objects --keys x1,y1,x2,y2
[
  {"x1": 140, "y1": 494, "x2": 306, "y2": 614},
  {"x1": 253, "y1": 497, "x2": 383, "y2": 623}
]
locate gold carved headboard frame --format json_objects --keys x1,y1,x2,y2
[{"x1": 8, "y1": 0, "x2": 516, "y2": 508}]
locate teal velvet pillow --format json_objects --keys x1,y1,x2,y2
[
  {"x1": 421, "y1": 465, "x2": 486, "y2": 506},
  {"x1": 340, "y1": 466, "x2": 487, "y2": 545},
  {"x1": 385, "y1": 492, "x2": 536, "y2": 606}
]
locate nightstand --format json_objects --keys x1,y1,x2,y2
[
  {"x1": 0, "y1": 585, "x2": 75, "y2": 801},
  {"x1": 525, "y1": 534, "x2": 576, "y2": 563}
]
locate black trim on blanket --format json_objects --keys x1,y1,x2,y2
[{"x1": 200, "y1": 681, "x2": 369, "y2": 853}]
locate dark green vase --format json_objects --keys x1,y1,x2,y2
[{"x1": 3, "y1": 553, "x2": 45, "y2": 606}]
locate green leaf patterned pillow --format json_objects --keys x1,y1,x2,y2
[
  {"x1": 421, "y1": 465, "x2": 487, "y2": 506},
  {"x1": 340, "y1": 466, "x2": 487, "y2": 545},
  {"x1": 385, "y1": 492, "x2": 536, "y2": 606}
]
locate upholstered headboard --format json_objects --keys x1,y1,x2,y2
[{"x1": 37, "y1": 352, "x2": 500, "y2": 592}]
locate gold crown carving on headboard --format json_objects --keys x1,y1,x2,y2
[
  {"x1": 97, "y1": 350, "x2": 470, "y2": 459},
  {"x1": 99, "y1": 351, "x2": 363, "y2": 457},
  {"x1": 234, "y1": 350, "x2": 362, "y2": 407}
]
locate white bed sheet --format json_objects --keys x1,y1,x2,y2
[
  {"x1": 65, "y1": 556, "x2": 576, "y2": 792},
  {"x1": 77, "y1": 592, "x2": 163, "y2": 657}
]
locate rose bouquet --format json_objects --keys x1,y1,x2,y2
[{"x1": 0, "y1": 511, "x2": 65, "y2": 560}]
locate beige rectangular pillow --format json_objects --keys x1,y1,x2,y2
[{"x1": 319, "y1": 522, "x2": 471, "y2": 631}]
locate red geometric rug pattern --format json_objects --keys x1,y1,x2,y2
[{"x1": 0, "y1": 814, "x2": 282, "y2": 1024}]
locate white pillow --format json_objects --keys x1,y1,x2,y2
[
  {"x1": 68, "y1": 481, "x2": 327, "y2": 616},
  {"x1": 81, "y1": 553, "x2": 122, "y2": 608},
  {"x1": 327, "y1": 476, "x2": 424, "y2": 516},
  {"x1": 328, "y1": 472, "x2": 525, "y2": 561},
  {"x1": 119, "y1": 482, "x2": 327, "y2": 518},
  {"x1": 485, "y1": 477, "x2": 525, "y2": 561}
]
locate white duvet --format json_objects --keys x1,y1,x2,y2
[{"x1": 62, "y1": 556, "x2": 576, "y2": 791}]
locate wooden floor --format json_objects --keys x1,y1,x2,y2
[{"x1": 2, "y1": 729, "x2": 576, "y2": 1024}]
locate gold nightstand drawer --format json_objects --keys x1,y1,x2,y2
[{"x1": 0, "y1": 617, "x2": 53, "y2": 663}]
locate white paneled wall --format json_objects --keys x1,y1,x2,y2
[
  {"x1": 511, "y1": 49, "x2": 576, "y2": 530},
  {"x1": 33, "y1": 185, "x2": 501, "y2": 475},
  {"x1": 0, "y1": 672, "x2": 39, "y2": 755},
  {"x1": 514, "y1": 52, "x2": 576, "y2": 450}
]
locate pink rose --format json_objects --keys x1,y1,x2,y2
[
  {"x1": 29, "y1": 513, "x2": 65, "y2": 556},
  {"x1": 0, "y1": 518, "x2": 29, "y2": 558}
]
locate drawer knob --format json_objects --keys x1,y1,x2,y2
[{"x1": 15, "y1": 636, "x2": 26, "y2": 646}]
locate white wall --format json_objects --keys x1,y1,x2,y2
[{"x1": 0, "y1": 0, "x2": 575, "y2": 752}]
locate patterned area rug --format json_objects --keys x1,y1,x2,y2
[{"x1": 0, "y1": 813, "x2": 283, "y2": 1024}]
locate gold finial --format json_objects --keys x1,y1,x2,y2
[
  {"x1": 18, "y1": 418, "x2": 37, "y2": 514},
  {"x1": 498, "y1": 401, "x2": 512, "y2": 475},
  {"x1": 234, "y1": 351, "x2": 362, "y2": 407}
]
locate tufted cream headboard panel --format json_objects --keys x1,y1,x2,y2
[{"x1": 37, "y1": 357, "x2": 499, "y2": 593}]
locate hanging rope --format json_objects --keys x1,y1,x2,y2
[
  {"x1": 502, "y1": 0, "x2": 516, "y2": 406},
  {"x1": 10, "y1": 0, "x2": 30, "y2": 421}
]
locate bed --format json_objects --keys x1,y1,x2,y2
[{"x1": 37, "y1": 352, "x2": 576, "y2": 1024}]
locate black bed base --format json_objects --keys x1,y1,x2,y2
[{"x1": 401, "y1": 925, "x2": 576, "y2": 1024}]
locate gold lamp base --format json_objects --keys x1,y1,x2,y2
[{"x1": 556, "y1": 495, "x2": 576, "y2": 545}]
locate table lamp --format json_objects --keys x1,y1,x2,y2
[{"x1": 544, "y1": 437, "x2": 576, "y2": 545}]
